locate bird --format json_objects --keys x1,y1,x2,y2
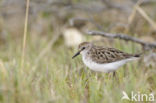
[{"x1": 72, "y1": 42, "x2": 141, "y2": 73}]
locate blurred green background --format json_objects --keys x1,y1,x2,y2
[{"x1": 0, "y1": 0, "x2": 155, "y2": 103}]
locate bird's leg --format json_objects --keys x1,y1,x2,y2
[
  {"x1": 113, "y1": 71, "x2": 116, "y2": 77},
  {"x1": 112, "y1": 71, "x2": 119, "y2": 83}
]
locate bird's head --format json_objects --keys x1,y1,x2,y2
[{"x1": 72, "y1": 42, "x2": 93, "y2": 59}]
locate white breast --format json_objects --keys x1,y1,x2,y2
[{"x1": 82, "y1": 55, "x2": 137, "y2": 73}]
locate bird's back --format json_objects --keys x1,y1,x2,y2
[{"x1": 87, "y1": 46, "x2": 140, "y2": 64}]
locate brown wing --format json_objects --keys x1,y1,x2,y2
[{"x1": 90, "y1": 46, "x2": 134, "y2": 64}]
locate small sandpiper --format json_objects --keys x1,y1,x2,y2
[{"x1": 72, "y1": 42, "x2": 141, "y2": 73}]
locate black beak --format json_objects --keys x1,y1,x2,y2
[{"x1": 72, "y1": 50, "x2": 81, "y2": 59}]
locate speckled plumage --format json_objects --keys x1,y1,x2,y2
[
  {"x1": 73, "y1": 42, "x2": 140, "y2": 72},
  {"x1": 86, "y1": 46, "x2": 137, "y2": 64}
]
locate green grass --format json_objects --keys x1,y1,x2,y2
[{"x1": 0, "y1": 35, "x2": 155, "y2": 103}]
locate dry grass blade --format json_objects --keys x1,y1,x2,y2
[
  {"x1": 135, "y1": 5, "x2": 156, "y2": 30},
  {"x1": 127, "y1": 0, "x2": 142, "y2": 25},
  {"x1": 21, "y1": 0, "x2": 30, "y2": 68}
]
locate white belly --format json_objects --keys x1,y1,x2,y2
[{"x1": 82, "y1": 56, "x2": 137, "y2": 73}]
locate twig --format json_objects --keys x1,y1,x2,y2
[
  {"x1": 21, "y1": 0, "x2": 30, "y2": 68},
  {"x1": 88, "y1": 31, "x2": 156, "y2": 49}
]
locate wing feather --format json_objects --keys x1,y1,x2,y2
[{"x1": 90, "y1": 46, "x2": 134, "y2": 64}]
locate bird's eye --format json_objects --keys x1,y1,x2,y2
[{"x1": 82, "y1": 47, "x2": 85, "y2": 50}]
